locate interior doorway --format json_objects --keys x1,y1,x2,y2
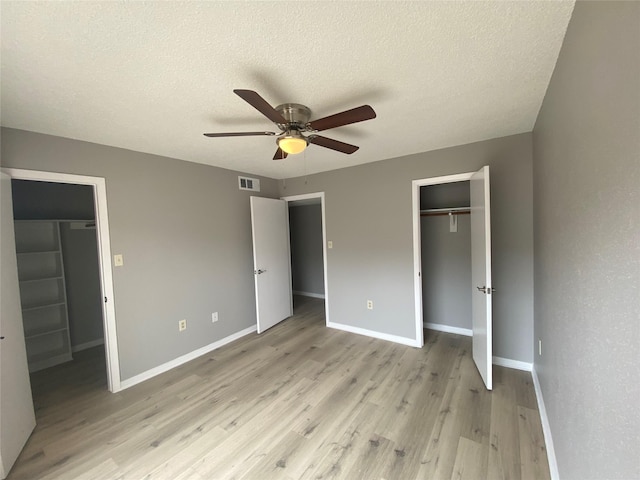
[
  {"x1": 12, "y1": 180, "x2": 106, "y2": 374},
  {"x1": 282, "y1": 192, "x2": 329, "y2": 324},
  {"x1": 412, "y1": 168, "x2": 493, "y2": 389},
  {"x1": 1, "y1": 168, "x2": 121, "y2": 392},
  {"x1": 420, "y1": 180, "x2": 472, "y2": 335}
]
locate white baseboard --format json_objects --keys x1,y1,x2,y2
[
  {"x1": 119, "y1": 326, "x2": 256, "y2": 391},
  {"x1": 492, "y1": 356, "x2": 533, "y2": 372},
  {"x1": 327, "y1": 321, "x2": 420, "y2": 347},
  {"x1": 293, "y1": 290, "x2": 325, "y2": 299},
  {"x1": 424, "y1": 322, "x2": 472, "y2": 337},
  {"x1": 72, "y1": 338, "x2": 105, "y2": 353},
  {"x1": 532, "y1": 367, "x2": 559, "y2": 480}
]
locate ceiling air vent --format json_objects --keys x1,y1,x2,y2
[{"x1": 238, "y1": 176, "x2": 260, "y2": 192}]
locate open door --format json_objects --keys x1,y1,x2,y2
[
  {"x1": 0, "y1": 173, "x2": 36, "y2": 478},
  {"x1": 470, "y1": 166, "x2": 493, "y2": 390},
  {"x1": 250, "y1": 197, "x2": 292, "y2": 333}
]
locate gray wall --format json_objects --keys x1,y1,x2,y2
[
  {"x1": 532, "y1": 2, "x2": 640, "y2": 479},
  {"x1": 280, "y1": 133, "x2": 534, "y2": 362},
  {"x1": 60, "y1": 223, "x2": 104, "y2": 348},
  {"x1": 1, "y1": 128, "x2": 279, "y2": 380},
  {"x1": 11, "y1": 180, "x2": 95, "y2": 220},
  {"x1": 421, "y1": 182, "x2": 471, "y2": 330},
  {"x1": 289, "y1": 204, "x2": 325, "y2": 296}
]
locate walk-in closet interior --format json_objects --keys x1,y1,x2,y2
[{"x1": 12, "y1": 180, "x2": 104, "y2": 372}]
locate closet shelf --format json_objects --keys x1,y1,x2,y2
[
  {"x1": 19, "y1": 275, "x2": 63, "y2": 284},
  {"x1": 21, "y1": 301, "x2": 66, "y2": 312},
  {"x1": 27, "y1": 351, "x2": 72, "y2": 370},
  {"x1": 17, "y1": 250, "x2": 60, "y2": 256},
  {"x1": 15, "y1": 220, "x2": 73, "y2": 373},
  {"x1": 26, "y1": 327, "x2": 69, "y2": 340}
]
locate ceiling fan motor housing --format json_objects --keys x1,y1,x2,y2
[
  {"x1": 275, "y1": 103, "x2": 312, "y2": 153},
  {"x1": 275, "y1": 103, "x2": 312, "y2": 131}
]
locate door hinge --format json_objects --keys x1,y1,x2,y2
[{"x1": 476, "y1": 286, "x2": 496, "y2": 294}]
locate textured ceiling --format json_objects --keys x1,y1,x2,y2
[{"x1": 0, "y1": 1, "x2": 574, "y2": 180}]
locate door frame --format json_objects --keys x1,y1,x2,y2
[
  {"x1": 1, "y1": 168, "x2": 121, "y2": 392},
  {"x1": 281, "y1": 192, "x2": 329, "y2": 326},
  {"x1": 412, "y1": 172, "x2": 474, "y2": 348}
]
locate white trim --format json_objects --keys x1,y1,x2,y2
[
  {"x1": 1, "y1": 168, "x2": 121, "y2": 392},
  {"x1": 293, "y1": 290, "x2": 325, "y2": 299},
  {"x1": 282, "y1": 192, "x2": 329, "y2": 327},
  {"x1": 327, "y1": 321, "x2": 421, "y2": 348},
  {"x1": 532, "y1": 367, "x2": 560, "y2": 480},
  {"x1": 71, "y1": 338, "x2": 105, "y2": 353},
  {"x1": 120, "y1": 326, "x2": 256, "y2": 391},
  {"x1": 412, "y1": 172, "x2": 475, "y2": 350},
  {"x1": 424, "y1": 322, "x2": 472, "y2": 336},
  {"x1": 411, "y1": 181, "x2": 424, "y2": 348},
  {"x1": 492, "y1": 356, "x2": 533, "y2": 372}
]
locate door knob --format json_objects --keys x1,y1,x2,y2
[{"x1": 255, "y1": 269, "x2": 267, "y2": 275}]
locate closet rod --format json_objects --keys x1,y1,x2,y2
[
  {"x1": 421, "y1": 211, "x2": 470, "y2": 217},
  {"x1": 420, "y1": 207, "x2": 470, "y2": 217}
]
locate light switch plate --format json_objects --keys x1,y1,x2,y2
[
  {"x1": 328, "y1": 241, "x2": 333, "y2": 249},
  {"x1": 114, "y1": 254, "x2": 124, "y2": 266}
]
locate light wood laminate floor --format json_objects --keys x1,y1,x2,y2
[{"x1": 8, "y1": 296, "x2": 549, "y2": 479}]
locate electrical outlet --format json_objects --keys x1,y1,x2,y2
[
  {"x1": 367, "y1": 300, "x2": 373, "y2": 310},
  {"x1": 538, "y1": 339, "x2": 542, "y2": 356},
  {"x1": 212, "y1": 312, "x2": 219, "y2": 323},
  {"x1": 179, "y1": 319, "x2": 187, "y2": 332}
]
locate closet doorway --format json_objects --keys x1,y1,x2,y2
[
  {"x1": 12, "y1": 180, "x2": 105, "y2": 373},
  {"x1": 1, "y1": 168, "x2": 120, "y2": 392},
  {"x1": 412, "y1": 167, "x2": 493, "y2": 389},
  {"x1": 282, "y1": 193, "x2": 329, "y2": 324},
  {"x1": 420, "y1": 180, "x2": 473, "y2": 336}
]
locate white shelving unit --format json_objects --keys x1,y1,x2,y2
[{"x1": 15, "y1": 220, "x2": 73, "y2": 372}]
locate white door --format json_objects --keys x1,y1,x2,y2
[
  {"x1": 470, "y1": 166, "x2": 493, "y2": 390},
  {"x1": 0, "y1": 173, "x2": 36, "y2": 478},
  {"x1": 250, "y1": 197, "x2": 292, "y2": 333}
]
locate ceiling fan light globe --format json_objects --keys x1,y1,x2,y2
[{"x1": 278, "y1": 136, "x2": 307, "y2": 155}]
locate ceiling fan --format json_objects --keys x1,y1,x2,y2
[{"x1": 204, "y1": 89, "x2": 377, "y2": 160}]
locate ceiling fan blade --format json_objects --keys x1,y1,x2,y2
[
  {"x1": 234, "y1": 89, "x2": 288, "y2": 124},
  {"x1": 203, "y1": 131, "x2": 276, "y2": 137},
  {"x1": 308, "y1": 135, "x2": 359, "y2": 154},
  {"x1": 273, "y1": 148, "x2": 288, "y2": 160},
  {"x1": 308, "y1": 105, "x2": 376, "y2": 132}
]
